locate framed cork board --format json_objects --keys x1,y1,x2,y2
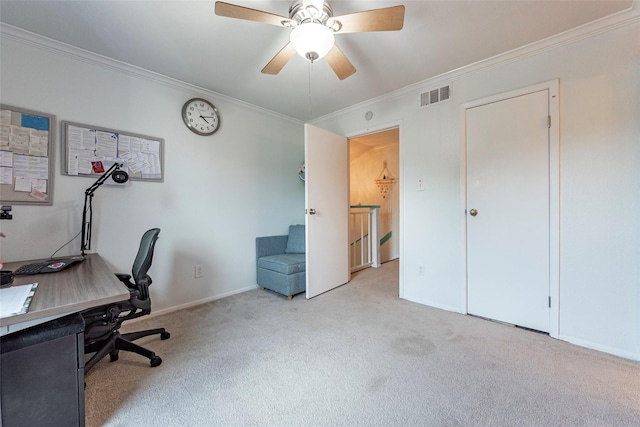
[
  {"x1": 0, "y1": 104, "x2": 55, "y2": 206},
  {"x1": 61, "y1": 120, "x2": 164, "y2": 182}
]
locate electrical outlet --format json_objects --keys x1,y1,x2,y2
[
  {"x1": 194, "y1": 264, "x2": 204, "y2": 279},
  {"x1": 418, "y1": 264, "x2": 425, "y2": 276}
]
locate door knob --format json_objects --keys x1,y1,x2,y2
[
  {"x1": 469, "y1": 209, "x2": 478, "y2": 217},
  {"x1": 307, "y1": 208, "x2": 316, "y2": 215}
]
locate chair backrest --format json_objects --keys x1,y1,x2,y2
[{"x1": 132, "y1": 228, "x2": 161, "y2": 297}]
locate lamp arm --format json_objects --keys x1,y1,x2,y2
[
  {"x1": 84, "y1": 163, "x2": 122, "y2": 196},
  {"x1": 81, "y1": 162, "x2": 124, "y2": 255},
  {"x1": 81, "y1": 192, "x2": 93, "y2": 256}
]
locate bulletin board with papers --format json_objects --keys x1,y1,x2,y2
[
  {"x1": 0, "y1": 105, "x2": 55, "y2": 205},
  {"x1": 61, "y1": 121, "x2": 164, "y2": 182}
]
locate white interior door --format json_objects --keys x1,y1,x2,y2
[
  {"x1": 466, "y1": 89, "x2": 550, "y2": 332},
  {"x1": 305, "y1": 124, "x2": 350, "y2": 298}
]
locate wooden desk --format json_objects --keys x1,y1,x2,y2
[
  {"x1": 1, "y1": 253, "x2": 129, "y2": 334},
  {"x1": 1, "y1": 253, "x2": 128, "y2": 427}
]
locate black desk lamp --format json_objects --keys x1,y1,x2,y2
[{"x1": 81, "y1": 162, "x2": 129, "y2": 256}]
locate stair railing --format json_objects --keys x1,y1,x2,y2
[{"x1": 349, "y1": 205, "x2": 381, "y2": 272}]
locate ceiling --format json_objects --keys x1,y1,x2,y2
[
  {"x1": 0, "y1": 1, "x2": 634, "y2": 121},
  {"x1": 350, "y1": 128, "x2": 398, "y2": 160}
]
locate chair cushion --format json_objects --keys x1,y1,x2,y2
[
  {"x1": 285, "y1": 224, "x2": 305, "y2": 254},
  {"x1": 258, "y1": 254, "x2": 306, "y2": 275}
]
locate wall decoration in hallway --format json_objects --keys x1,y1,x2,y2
[{"x1": 374, "y1": 161, "x2": 396, "y2": 199}]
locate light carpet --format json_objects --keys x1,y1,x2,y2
[{"x1": 85, "y1": 260, "x2": 640, "y2": 426}]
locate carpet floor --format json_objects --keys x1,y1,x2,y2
[{"x1": 85, "y1": 260, "x2": 640, "y2": 426}]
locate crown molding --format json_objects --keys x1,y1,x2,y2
[
  {"x1": 312, "y1": 1, "x2": 640, "y2": 124},
  {"x1": 0, "y1": 23, "x2": 304, "y2": 126}
]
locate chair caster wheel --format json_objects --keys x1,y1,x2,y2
[
  {"x1": 150, "y1": 356, "x2": 162, "y2": 367},
  {"x1": 161, "y1": 331, "x2": 171, "y2": 340},
  {"x1": 110, "y1": 352, "x2": 119, "y2": 362}
]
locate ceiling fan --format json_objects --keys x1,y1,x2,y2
[{"x1": 215, "y1": 1, "x2": 405, "y2": 80}]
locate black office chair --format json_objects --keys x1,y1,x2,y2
[{"x1": 82, "y1": 228, "x2": 170, "y2": 374}]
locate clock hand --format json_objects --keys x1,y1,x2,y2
[
  {"x1": 195, "y1": 106, "x2": 209, "y2": 120},
  {"x1": 199, "y1": 115, "x2": 210, "y2": 124}
]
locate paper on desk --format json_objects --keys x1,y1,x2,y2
[{"x1": 0, "y1": 282, "x2": 38, "y2": 318}]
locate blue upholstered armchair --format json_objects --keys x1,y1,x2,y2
[{"x1": 255, "y1": 225, "x2": 306, "y2": 299}]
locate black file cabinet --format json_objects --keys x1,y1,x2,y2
[{"x1": 1, "y1": 313, "x2": 85, "y2": 427}]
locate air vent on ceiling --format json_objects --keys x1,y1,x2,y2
[{"x1": 420, "y1": 84, "x2": 451, "y2": 108}]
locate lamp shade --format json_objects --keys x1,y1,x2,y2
[{"x1": 290, "y1": 22, "x2": 335, "y2": 62}]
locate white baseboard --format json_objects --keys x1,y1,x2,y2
[
  {"x1": 126, "y1": 285, "x2": 259, "y2": 324},
  {"x1": 401, "y1": 295, "x2": 465, "y2": 315},
  {"x1": 402, "y1": 295, "x2": 640, "y2": 362},
  {"x1": 557, "y1": 334, "x2": 640, "y2": 362}
]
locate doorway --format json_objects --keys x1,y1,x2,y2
[
  {"x1": 463, "y1": 80, "x2": 560, "y2": 336},
  {"x1": 348, "y1": 127, "x2": 400, "y2": 282}
]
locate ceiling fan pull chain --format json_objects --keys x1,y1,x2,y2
[{"x1": 308, "y1": 60, "x2": 313, "y2": 116}]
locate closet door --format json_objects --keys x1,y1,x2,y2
[{"x1": 466, "y1": 89, "x2": 550, "y2": 332}]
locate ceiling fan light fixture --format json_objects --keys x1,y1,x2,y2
[
  {"x1": 215, "y1": 1, "x2": 405, "y2": 79},
  {"x1": 326, "y1": 18, "x2": 342, "y2": 32},
  {"x1": 290, "y1": 22, "x2": 335, "y2": 62},
  {"x1": 302, "y1": 0, "x2": 324, "y2": 10},
  {"x1": 302, "y1": 0, "x2": 324, "y2": 17}
]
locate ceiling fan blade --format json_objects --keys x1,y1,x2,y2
[
  {"x1": 325, "y1": 45, "x2": 356, "y2": 80},
  {"x1": 262, "y1": 43, "x2": 297, "y2": 75},
  {"x1": 333, "y1": 5, "x2": 405, "y2": 34},
  {"x1": 215, "y1": 2, "x2": 291, "y2": 27}
]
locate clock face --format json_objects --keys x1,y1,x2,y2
[{"x1": 182, "y1": 98, "x2": 220, "y2": 136}]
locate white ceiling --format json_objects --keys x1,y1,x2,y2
[
  {"x1": 350, "y1": 128, "x2": 398, "y2": 159},
  {"x1": 0, "y1": 1, "x2": 634, "y2": 121}
]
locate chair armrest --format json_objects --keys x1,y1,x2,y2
[
  {"x1": 115, "y1": 273, "x2": 137, "y2": 290},
  {"x1": 116, "y1": 273, "x2": 131, "y2": 282},
  {"x1": 256, "y1": 235, "x2": 288, "y2": 259}
]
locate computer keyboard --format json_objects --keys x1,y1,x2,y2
[{"x1": 13, "y1": 256, "x2": 85, "y2": 276}]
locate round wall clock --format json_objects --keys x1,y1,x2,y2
[{"x1": 182, "y1": 98, "x2": 221, "y2": 136}]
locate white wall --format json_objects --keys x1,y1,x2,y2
[
  {"x1": 0, "y1": 28, "x2": 305, "y2": 312},
  {"x1": 1, "y1": 17, "x2": 638, "y2": 361},
  {"x1": 314, "y1": 21, "x2": 640, "y2": 360}
]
